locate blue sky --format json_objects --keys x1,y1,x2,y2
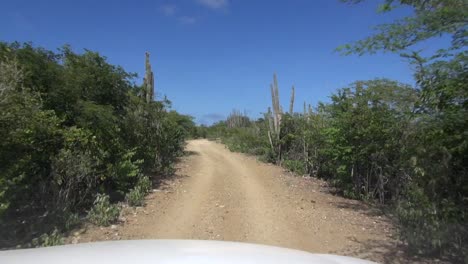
[{"x1": 0, "y1": 0, "x2": 448, "y2": 124}]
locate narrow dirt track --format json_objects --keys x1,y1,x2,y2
[{"x1": 74, "y1": 139, "x2": 416, "y2": 263}]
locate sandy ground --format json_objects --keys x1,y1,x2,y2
[{"x1": 69, "y1": 139, "x2": 437, "y2": 263}]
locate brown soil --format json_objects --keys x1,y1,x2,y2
[{"x1": 68, "y1": 139, "x2": 439, "y2": 263}]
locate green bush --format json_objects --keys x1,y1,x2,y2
[
  {"x1": 125, "y1": 175, "x2": 152, "y2": 207},
  {"x1": 136, "y1": 175, "x2": 152, "y2": 194},
  {"x1": 63, "y1": 212, "x2": 81, "y2": 230},
  {"x1": 31, "y1": 228, "x2": 63, "y2": 248},
  {"x1": 87, "y1": 194, "x2": 120, "y2": 226},
  {"x1": 0, "y1": 43, "x2": 191, "y2": 247},
  {"x1": 397, "y1": 183, "x2": 467, "y2": 256},
  {"x1": 283, "y1": 159, "x2": 306, "y2": 175},
  {"x1": 207, "y1": 78, "x2": 466, "y2": 259},
  {"x1": 125, "y1": 187, "x2": 145, "y2": 207},
  {"x1": 110, "y1": 150, "x2": 143, "y2": 194},
  {"x1": 50, "y1": 127, "x2": 102, "y2": 213},
  {"x1": 222, "y1": 127, "x2": 269, "y2": 157}
]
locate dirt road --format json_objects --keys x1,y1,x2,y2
[{"x1": 74, "y1": 139, "x2": 410, "y2": 263}]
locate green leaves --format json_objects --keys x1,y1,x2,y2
[
  {"x1": 31, "y1": 228, "x2": 64, "y2": 248},
  {"x1": 338, "y1": 1, "x2": 467, "y2": 256},
  {"x1": 87, "y1": 194, "x2": 120, "y2": 226},
  {"x1": 283, "y1": 159, "x2": 307, "y2": 175},
  {"x1": 0, "y1": 42, "x2": 189, "y2": 247},
  {"x1": 110, "y1": 150, "x2": 143, "y2": 194},
  {"x1": 338, "y1": 0, "x2": 468, "y2": 56},
  {"x1": 377, "y1": 2, "x2": 394, "y2": 13}
]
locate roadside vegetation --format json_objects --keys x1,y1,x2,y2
[
  {"x1": 0, "y1": 43, "x2": 196, "y2": 248},
  {"x1": 204, "y1": 0, "x2": 467, "y2": 260}
]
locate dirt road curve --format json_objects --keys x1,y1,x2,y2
[{"x1": 75, "y1": 139, "x2": 414, "y2": 263}]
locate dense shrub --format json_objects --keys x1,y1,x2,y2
[
  {"x1": 31, "y1": 228, "x2": 64, "y2": 248},
  {"x1": 125, "y1": 174, "x2": 153, "y2": 207},
  {"x1": 87, "y1": 194, "x2": 120, "y2": 226},
  {"x1": 283, "y1": 159, "x2": 306, "y2": 175},
  {"x1": 209, "y1": 75, "x2": 466, "y2": 259},
  {"x1": 0, "y1": 42, "x2": 192, "y2": 247},
  {"x1": 136, "y1": 175, "x2": 152, "y2": 194},
  {"x1": 125, "y1": 187, "x2": 145, "y2": 207}
]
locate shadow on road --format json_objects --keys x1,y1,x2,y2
[
  {"x1": 338, "y1": 238, "x2": 458, "y2": 264},
  {"x1": 327, "y1": 201, "x2": 460, "y2": 263},
  {"x1": 331, "y1": 201, "x2": 388, "y2": 218},
  {"x1": 183, "y1": 150, "x2": 200, "y2": 156}
]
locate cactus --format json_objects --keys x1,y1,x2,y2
[
  {"x1": 303, "y1": 101, "x2": 307, "y2": 117},
  {"x1": 142, "y1": 52, "x2": 154, "y2": 103},
  {"x1": 226, "y1": 109, "x2": 250, "y2": 128},
  {"x1": 289, "y1": 85, "x2": 295, "y2": 114},
  {"x1": 267, "y1": 74, "x2": 299, "y2": 163},
  {"x1": 266, "y1": 107, "x2": 275, "y2": 153},
  {"x1": 267, "y1": 73, "x2": 283, "y2": 162},
  {"x1": 270, "y1": 73, "x2": 281, "y2": 137},
  {"x1": 267, "y1": 107, "x2": 274, "y2": 134}
]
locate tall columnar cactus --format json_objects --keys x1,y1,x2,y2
[
  {"x1": 267, "y1": 74, "x2": 298, "y2": 163},
  {"x1": 268, "y1": 74, "x2": 283, "y2": 162},
  {"x1": 227, "y1": 109, "x2": 250, "y2": 128},
  {"x1": 289, "y1": 85, "x2": 295, "y2": 114},
  {"x1": 303, "y1": 101, "x2": 307, "y2": 117},
  {"x1": 270, "y1": 73, "x2": 281, "y2": 137},
  {"x1": 143, "y1": 52, "x2": 154, "y2": 103}
]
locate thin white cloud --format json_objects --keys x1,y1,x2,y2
[
  {"x1": 196, "y1": 0, "x2": 228, "y2": 10},
  {"x1": 160, "y1": 4, "x2": 177, "y2": 16},
  {"x1": 178, "y1": 16, "x2": 197, "y2": 25}
]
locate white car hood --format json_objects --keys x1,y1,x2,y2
[{"x1": 0, "y1": 239, "x2": 376, "y2": 264}]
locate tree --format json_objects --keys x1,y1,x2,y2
[
  {"x1": 339, "y1": 0, "x2": 467, "y2": 257},
  {"x1": 0, "y1": 42, "x2": 189, "y2": 247},
  {"x1": 338, "y1": 0, "x2": 467, "y2": 55}
]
